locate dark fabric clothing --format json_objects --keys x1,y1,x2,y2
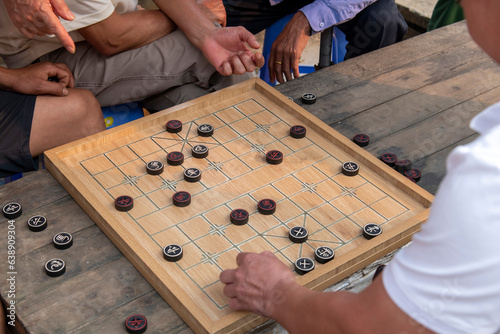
[
  {"x1": 0, "y1": 90, "x2": 38, "y2": 177},
  {"x1": 427, "y1": 0, "x2": 464, "y2": 31},
  {"x1": 223, "y1": 0, "x2": 407, "y2": 60}
]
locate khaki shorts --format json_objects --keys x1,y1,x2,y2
[{"x1": 40, "y1": 29, "x2": 252, "y2": 110}]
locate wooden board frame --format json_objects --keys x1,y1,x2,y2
[{"x1": 45, "y1": 78, "x2": 433, "y2": 334}]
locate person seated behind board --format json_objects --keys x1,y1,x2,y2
[
  {"x1": 223, "y1": 0, "x2": 407, "y2": 83},
  {"x1": 0, "y1": 62, "x2": 105, "y2": 177},
  {"x1": 0, "y1": 0, "x2": 265, "y2": 112}
]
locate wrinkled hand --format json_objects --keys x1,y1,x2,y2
[
  {"x1": 220, "y1": 251, "x2": 297, "y2": 317},
  {"x1": 269, "y1": 11, "x2": 311, "y2": 84},
  {"x1": 10, "y1": 62, "x2": 74, "y2": 96},
  {"x1": 197, "y1": 0, "x2": 226, "y2": 27},
  {"x1": 201, "y1": 26, "x2": 265, "y2": 76},
  {"x1": 4, "y1": 0, "x2": 76, "y2": 53}
]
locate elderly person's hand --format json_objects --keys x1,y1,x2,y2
[{"x1": 4, "y1": 0, "x2": 76, "y2": 53}]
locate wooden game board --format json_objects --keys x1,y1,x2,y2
[{"x1": 45, "y1": 78, "x2": 433, "y2": 334}]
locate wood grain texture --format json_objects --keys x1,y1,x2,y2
[
  {"x1": 2, "y1": 21, "x2": 495, "y2": 334},
  {"x1": 45, "y1": 78, "x2": 431, "y2": 334}
]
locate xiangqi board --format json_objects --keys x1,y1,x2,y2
[{"x1": 45, "y1": 78, "x2": 433, "y2": 334}]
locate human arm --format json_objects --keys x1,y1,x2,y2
[
  {"x1": 270, "y1": 0, "x2": 375, "y2": 83},
  {"x1": 153, "y1": 0, "x2": 264, "y2": 76},
  {"x1": 4, "y1": 0, "x2": 76, "y2": 53},
  {"x1": 78, "y1": 9, "x2": 176, "y2": 57},
  {"x1": 269, "y1": 11, "x2": 311, "y2": 84},
  {"x1": 220, "y1": 251, "x2": 433, "y2": 333},
  {"x1": 0, "y1": 62, "x2": 74, "y2": 96}
]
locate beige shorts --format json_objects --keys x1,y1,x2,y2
[{"x1": 40, "y1": 29, "x2": 252, "y2": 110}]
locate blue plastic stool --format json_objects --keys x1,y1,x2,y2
[
  {"x1": 259, "y1": 14, "x2": 347, "y2": 85},
  {"x1": 102, "y1": 101, "x2": 145, "y2": 129}
]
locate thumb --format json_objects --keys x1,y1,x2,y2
[{"x1": 39, "y1": 81, "x2": 69, "y2": 96}]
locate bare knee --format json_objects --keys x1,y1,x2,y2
[{"x1": 69, "y1": 89, "x2": 106, "y2": 136}]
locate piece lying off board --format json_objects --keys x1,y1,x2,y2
[{"x1": 45, "y1": 78, "x2": 433, "y2": 334}]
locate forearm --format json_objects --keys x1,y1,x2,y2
[
  {"x1": 271, "y1": 285, "x2": 359, "y2": 333},
  {"x1": 0, "y1": 67, "x2": 15, "y2": 90},
  {"x1": 79, "y1": 10, "x2": 175, "y2": 56},
  {"x1": 153, "y1": 0, "x2": 217, "y2": 49}
]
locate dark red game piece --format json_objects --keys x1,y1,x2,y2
[
  {"x1": 353, "y1": 133, "x2": 370, "y2": 147},
  {"x1": 257, "y1": 199, "x2": 276, "y2": 215},
  {"x1": 167, "y1": 151, "x2": 184, "y2": 166},
  {"x1": 230, "y1": 209, "x2": 249, "y2": 225},
  {"x1": 173, "y1": 191, "x2": 191, "y2": 207},
  {"x1": 395, "y1": 159, "x2": 412, "y2": 173},
  {"x1": 125, "y1": 314, "x2": 148, "y2": 334},
  {"x1": 115, "y1": 195, "x2": 134, "y2": 211},
  {"x1": 290, "y1": 125, "x2": 306, "y2": 139},
  {"x1": 266, "y1": 150, "x2": 283, "y2": 164},
  {"x1": 166, "y1": 120, "x2": 182, "y2": 133},
  {"x1": 407, "y1": 177, "x2": 416, "y2": 183},
  {"x1": 404, "y1": 169, "x2": 421, "y2": 182},
  {"x1": 380, "y1": 153, "x2": 398, "y2": 167}
]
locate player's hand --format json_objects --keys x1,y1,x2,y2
[
  {"x1": 200, "y1": 26, "x2": 265, "y2": 76},
  {"x1": 269, "y1": 11, "x2": 311, "y2": 84},
  {"x1": 4, "y1": 0, "x2": 76, "y2": 53},
  {"x1": 9, "y1": 62, "x2": 74, "y2": 96},
  {"x1": 220, "y1": 251, "x2": 298, "y2": 317}
]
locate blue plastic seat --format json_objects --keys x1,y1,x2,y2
[
  {"x1": 259, "y1": 13, "x2": 347, "y2": 85},
  {"x1": 101, "y1": 101, "x2": 145, "y2": 129}
]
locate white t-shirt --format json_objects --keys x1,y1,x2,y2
[
  {"x1": 0, "y1": 0, "x2": 137, "y2": 68},
  {"x1": 383, "y1": 102, "x2": 500, "y2": 333}
]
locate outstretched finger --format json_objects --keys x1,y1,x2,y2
[{"x1": 48, "y1": 0, "x2": 76, "y2": 53}]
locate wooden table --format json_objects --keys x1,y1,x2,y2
[{"x1": 1, "y1": 21, "x2": 497, "y2": 333}]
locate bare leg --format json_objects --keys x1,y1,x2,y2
[{"x1": 30, "y1": 88, "x2": 105, "y2": 156}]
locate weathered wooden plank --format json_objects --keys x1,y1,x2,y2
[
  {"x1": 14, "y1": 225, "x2": 123, "y2": 302},
  {"x1": 332, "y1": 60, "x2": 500, "y2": 142},
  {"x1": 276, "y1": 21, "x2": 471, "y2": 99},
  {"x1": 70, "y1": 291, "x2": 191, "y2": 334},
  {"x1": 0, "y1": 196, "x2": 95, "y2": 258},
  {"x1": 366, "y1": 85, "x2": 500, "y2": 161},
  {"x1": 295, "y1": 40, "x2": 490, "y2": 125},
  {"x1": 13, "y1": 225, "x2": 158, "y2": 333},
  {"x1": 0, "y1": 169, "x2": 68, "y2": 216}
]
